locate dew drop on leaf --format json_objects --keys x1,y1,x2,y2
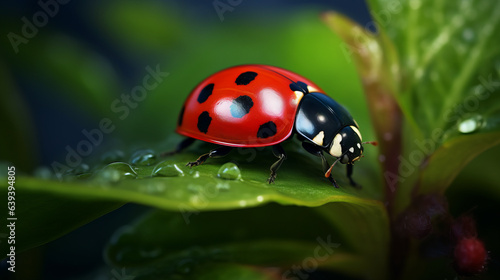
[
  {"x1": 458, "y1": 115, "x2": 483, "y2": 134},
  {"x1": 152, "y1": 160, "x2": 184, "y2": 177},
  {"x1": 95, "y1": 162, "x2": 137, "y2": 183},
  {"x1": 217, "y1": 162, "x2": 241, "y2": 180},
  {"x1": 130, "y1": 149, "x2": 157, "y2": 166}
]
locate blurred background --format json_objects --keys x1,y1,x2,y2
[
  {"x1": 0, "y1": 1, "x2": 373, "y2": 279},
  {"x1": 2, "y1": 1, "x2": 499, "y2": 279}
]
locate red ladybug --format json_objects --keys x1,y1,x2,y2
[{"x1": 171, "y1": 65, "x2": 375, "y2": 187}]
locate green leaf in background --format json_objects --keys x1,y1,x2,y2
[
  {"x1": 105, "y1": 203, "x2": 387, "y2": 280},
  {"x1": 328, "y1": 0, "x2": 500, "y2": 203},
  {"x1": 0, "y1": 177, "x2": 122, "y2": 256}
]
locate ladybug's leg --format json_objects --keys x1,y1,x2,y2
[
  {"x1": 161, "y1": 137, "x2": 196, "y2": 157},
  {"x1": 346, "y1": 164, "x2": 361, "y2": 188},
  {"x1": 301, "y1": 142, "x2": 339, "y2": 188},
  {"x1": 186, "y1": 146, "x2": 232, "y2": 168},
  {"x1": 267, "y1": 144, "x2": 287, "y2": 184}
]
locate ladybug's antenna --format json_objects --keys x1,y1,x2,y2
[
  {"x1": 324, "y1": 141, "x2": 378, "y2": 178},
  {"x1": 324, "y1": 151, "x2": 347, "y2": 178}
]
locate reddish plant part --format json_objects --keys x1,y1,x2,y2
[
  {"x1": 413, "y1": 194, "x2": 449, "y2": 219},
  {"x1": 450, "y1": 215, "x2": 477, "y2": 244},
  {"x1": 453, "y1": 237, "x2": 488, "y2": 276}
]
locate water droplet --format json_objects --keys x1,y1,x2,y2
[
  {"x1": 34, "y1": 166, "x2": 53, "y2": 179},
  {"x1": 152, "y1": 160, "x2": 184, "y2": 177},
  {"x1": 130, "y1": 149, "x2": 157, "y2": 166},
  {"x1": 458, "y1": 115, "x2": 483, "y2": 134},
  {"x1": 217, "y1": 162, "x2": 241, "y2": 180},
  {"x1": 95, "y1": 162, "x2": 137, "y2": 183},
  {"x1": 239, "y1": 200, "x2": 247, "y2": 207},
  {"x1": 257, "y1": 195, "x2": 264, "y2": 202},
  {"x1": 101, "y1": 149, "x2": 125, "y2": 164},
  {"x1": 190, "y1": 170, "x2": 200, "y2": 178},
  {"x1": 462, "y1": 28, "x2": 475, "y2": 42}
]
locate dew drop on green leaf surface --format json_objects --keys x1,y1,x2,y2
[
  {"x1": 217, "y1": 162, "x2": 241, "y2": 180},
  {"x1": 458, "y1": 115, "x2": 483, "y2": 134},
  {"x1": 152, "y1": 160, "x2": 184, "y2": 177},
  {"x1": 95, "y1": 162, "x2": 138, "y2": 183},
  {"x1": 130, "y1": 149, "x2": 157, "y2": 166}
]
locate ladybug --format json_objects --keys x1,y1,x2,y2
[{"x1": 170, "y1": 65, "x2": 376, "y2": 187}]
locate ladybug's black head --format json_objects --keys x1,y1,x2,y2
[{"x1": 328, "y1": 126, "x2": 364, "y2": 164}]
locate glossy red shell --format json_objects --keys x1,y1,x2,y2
[{"x1": 176, "y1": 65, "x2": 325, "y2": 147}]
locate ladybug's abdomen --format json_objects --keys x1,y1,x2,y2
[{"x1": 176, "y1": 65, "x2": 323, "y2": 147}]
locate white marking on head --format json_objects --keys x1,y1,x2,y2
[
  {"x1": 350, "y1": 126, "x2": 362, "y2": 141},
  {"x1": 349, "y1": 147, "x2": 354, "y2": 153},
  {"x1": 357, "y1": 143, "x2": 361, "y2": 149},
  {"x1": 312, "y1": 131, "x2": 325, "y2": 146},
  {"x1": 307, "y1": 85, "x2": 319, "y2": 92},
  {"x1": 292, "y1": 91, "x2": 304, "y2": 105},
  {"x1": 329, "y1": 133, "x2": 343, "y2": 157}
]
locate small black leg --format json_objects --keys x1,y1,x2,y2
[
  {"x1": 346, "y1": 164, "x2": 360, "y2": 188},
  {"x1": 161, "y1": 137, "x2": 196, "y2": 157},
  {"x1": 186, "y1": 146, "x2": 232, "y2": 167},
  {"x1": 267, "y1": 144, "x2": 287, "y2": 184},
  {"x1": 302, "y1": 142, "x2": 339, "y2": 188}
]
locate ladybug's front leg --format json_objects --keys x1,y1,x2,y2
[
  {"x1": 267, "y1": 144, "x2": 287, "y2": 184},
  {"x1": 346, "y1": 164, "x2": 361, "y2": 188},
  {"x1": 301, "y1": 142, "x2": 340, "y2": 188},
  {"x1": 186, "y1": 146, "x2": 232, "y2": 168}
]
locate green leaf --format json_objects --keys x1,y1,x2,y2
[
  {"x1": 9, "y1": 142, "x2": 382, "y2": 212},
  {"x1": 105, "y1": 204, "x2": 387, "y2": 279},
  {"x1": 362, "y1": 0, "x2": 500, "y2": 195},
  {"x1": 419, "y1": 132, "x2": 500, "y2": 194},
  {"x1": 0, "y1": 177, "x2": 123, "y2": 256}
]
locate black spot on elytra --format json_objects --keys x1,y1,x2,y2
[
  {"x1": 177, "y1": 106, "x2": 185, "y2": 126},
  {"x1": 197, "y1": 83, "x2": 214, "y2": 103},
  {"x1": 235, "y1": 71, "x2": 258, "y2": 85},
  {"x1": 197, "y1": 111, "x2": 212, "y2": 133},
  {"x1": 289, "y1": 81, "x2": 309, "y2": 94},
  {"x1": 257, "y1": 121, "x2": 277, "y2": 138},
  {"x1": 230, "y1": 95, "x2": 254, "y2": 118}
]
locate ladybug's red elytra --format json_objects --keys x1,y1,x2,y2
[{"x1": 169, "y1": 65, "x2": 376, "y2": 187}]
